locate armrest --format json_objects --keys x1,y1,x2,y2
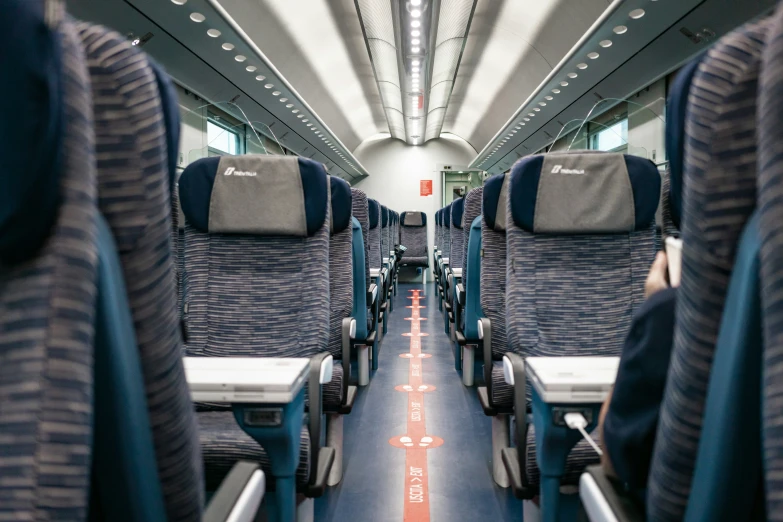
[
  {"x1": 366, "y1": 283, "x2": 378, "y2": 307},
  {"x1": 479, "y1": 318, "x2": 493, "y2": 401},
  {"x1": 204, "y1": 461, "x2": 265, "y2": 522},
  {"x1": 580, "y1": 466, "x2": 644, "y2": 522},
  {"x1": 456, "y1": 283, "x2": 466, "y2": 306},
  {"x1": 308, "y1": 353, "x2": 332, "y2": 487},
  {"x1": 503, "y1": 353, "x2": 534, "y2": 498}
]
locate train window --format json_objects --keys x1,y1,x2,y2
[
  {"x1": 589, "y1": 118, "x2": 628, "y2": 152},
  {"x1": 207, "y1": 117, "x2": 243, "y2": 156}
]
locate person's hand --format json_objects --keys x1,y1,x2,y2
[{"x1": 645, "y1": 251, "x2": 669, "y2": 299}]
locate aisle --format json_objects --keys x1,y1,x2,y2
[{"x1": 315, "y1": 283, "x2": 522, "y2": 521}]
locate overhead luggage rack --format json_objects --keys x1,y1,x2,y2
[
  {"x1": 470, "y1": 0, "x2": 775, "y2": 174},
  {"x1": 68, "y1": 0, "x2": 369, "y2": 182}
]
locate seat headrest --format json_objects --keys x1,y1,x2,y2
[
  {"x1": 330, "y1": 175, "x2": 352, "y2": 234},
  {"x1": 509, "y1": 151, "x2": 660, "y2": 234},
  {"x1": 179, "y1": 155, "x2": 328, "y2": 236},
  {"x1": 0, "y1": 0, "x2": 63, "y2": 263},
  {"x1": 368, "y1": 198, "x2": 380, "y2": 229},
  {"x1": 443, "y1": 204, "x2": 451, "y2": 228},
  {"x1": 666, "y1": 53, "x2": 704, "y2": 230},
  {"x1": 435, "y1": 210, "x2": 440, "y2": 226},
  {"x1": 452, "y1": 197, "x2": 465, "y2": 229},
  {"x1": 483, "y1": 173, "x2": 509, "y2": 231},
  {"x1": 382, "y1": 205, "x2": 389, "y2": 227},
  {"x1": 402, "y1": 211, "x2": 426, "y2": 227}
]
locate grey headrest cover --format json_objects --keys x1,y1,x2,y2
[
  {"x1": 535, "y1": 152, "x2": 634, "y2": 233},
  {"x1": 404, "y1": 212, "x2": 424, "y2": 226},
  {"x1": 209, "y1": 155, "x2": 308, "y2": 236}
]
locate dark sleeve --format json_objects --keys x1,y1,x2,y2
[{"x1": 603, "y1": 287, "x2": 677, "y2": 489}]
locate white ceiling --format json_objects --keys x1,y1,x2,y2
[{"x1": 218, "y1": 0, "x2": 610, "y2": 155}]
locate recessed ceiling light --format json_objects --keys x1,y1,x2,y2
[
  {"x1": 292, "y1": 109, "x2": 299, "y2": 113},
  {"x1": 297, "y1": 114, "x2": 304, "y2": 118},
  {"x1": 552, "y1": 88, "x2": 560, "y2": 94},
  {"x1": 412, "y1": 47, "x2": 421, "y2": 53},
  {"x1": 629, "y1": 9, "x2": 645, "y2": 19},
  {"x1": 264, "y1": 83, "x2": 274, "y2": 88},
  {"x1": 539, "y1": 102, "x2": 546, "y2": 106},
  {"x1": 560, "y1": 81, "x2": 569, "y2": 86},
  {"x1": 577, "y1": 63, "x2": 588, "y2": 69},
  {"x1": 524, "y1": 118, "x2": 530, "y2": 121},
  {"x1": 302, "y1": 119, "x2": 309, "y2": 122},
  {"x1": 545, "y1": 95, "x2": 553, "y2": 100},
  {"x1": 190, "y1": 12, "x2": 205, "y2": 22},
  {"x1": 235, "y1": 55, "x2": 246, "y2": 62},
  {"x1": 412, "y1": 73, "x2": 420, "y2": 78},
  {"x1": 412, "y1": 38, "x2": 420, "y2": 45},
  {"x1": 207, "y1": 29, "x2": 221, "y2": 37},
  {"x1": 272, "y1": 91, "x2": 281, "y2": 95},
  {"x1": 411, "y1": 20, "x2": 421, "y2": 28},
  {"x1": 411, "y1": 9, "x2": 421, "y2": 17},
  {"x1": 567, "y1": 72, "x2": 578, "y2": 78},
  {"x1": 412, "y1": 0, "x2": 422, "y2": 5},
  {"x1": 285, "y1": 103, "x2": 293, "y2": 108},
  {"x1": 246, "y1": 65, "x2": 256, "y2": 72},
  {"x1": 528, "y1": 113, "x2": 535, "y2": 117},
  {"x1": 256, "y1": 75, "x2": 266, "y2": 81},
  {"x1": 515, "y1": 125, "x2": 522, "y2": 129},
  {"x1": 511, "y1": 131, "x2": 517, "y2": 135},
  {"x1": 412, "y1": 29, "x2": 420, "y2": 37},
  {"x1": 587, "y1": 52, "x2": 599, "y2": 59},
  {"x1": 222, "y1": 43, "x2": 234, "y2": 51},
  {"x1": 172, "y1": 0, "x2": 187, "y2": 4},
  {"x1": 412, "y1": 60, "x2": 420, "y2": 66},
  {"x1": 307, "y1": 123, "x2": 313, "y2": 127},
  {"x1": 600, "y1": 39, "x2": 613, "y2": 48},
  {"x1": 533, "y1": 108, "x2": 541, "y2": 112},
  {"x1": 613, "y1": 25, "x2": 628, "y2": 34},
  {"x1": 520, "y1": 122, "x2": 525, "y2": 126}
]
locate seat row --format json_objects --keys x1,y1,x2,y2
[
  {"x1": 0, "y1": 5, "x2": 409, "y2": 521},
  {"x1": 431, "y1": 13, "x2": 783, "y2": 522}
]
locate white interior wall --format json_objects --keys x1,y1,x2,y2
[{"x1": 353, "y1": 134, "x2": 476, "y2": 277}]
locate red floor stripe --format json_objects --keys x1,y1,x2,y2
[{"x1": 389, "y1": 289, "x2": 443, "y2": 522}]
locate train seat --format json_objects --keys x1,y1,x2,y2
[
  {"x1": 444, "y1": 197, "x2": 465, "y2": 336},
  {"x1": 80, "y1": 19, "x2": 270, "y2": 521},
  {"x1": 179, "y1": 154, "x2": 336, "y2": 514},
  {"x1": 581, "y1": 21, "x2": 769, "y2": 520},
  {"x1": 399, "y1": 211, "x2": 430, "y2": 273},
  {"x1": 0, "y1": 10, "x2": 98, "y2": 518},
  {"x1": 454, "y1": 187, "x2": 484, "y2": 383},
  {"x1": 645, "y1": 20, "x2": 768, "y2": 521},
  {"x1": 501, "y1": 150, "x2": 659, "y2": 517},
  {"x1": 351, "y1": 189, "x2": 380, "y2": 374}
]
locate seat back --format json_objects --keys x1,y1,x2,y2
[
  {"x1": 450, "y1": 197, "x2": 465, "y2": 269},
  {"x1": 481, "y1": 174, "x2": 509, "y2": 361},
  {"x1": 351, "y1": 217, "x2": 369, "y2": 339},
  {"x1": 441, "y1": 203, "x2": 452, "y2": 258},
  {"x1": 351, "y1": 188, "x2": 371, "y2": 290},
  {"x1": 368, "y1": 198, "x2": 382, "y2": 269},
  {"x1": 381, "y1": 205, "x2": 390, "y2": 259},
  {"x1": 760, "y1": 7, "x2": 783, "y2": 517},
  {"x1": 647, "y1": 21, "x2": 768, "y2": 521},
  {"x1": 435, "y1": 209, "x2": 442, "y2": 250},
  {"x1": 79, "y1": 21, "x2": 205, "y2": 521},
  {"x1": 463, "y1": 216, "x2": 484, "y2": 339},
  {"x1": 329, "y1": 176, "x2": 353, "y2": 358},
  {"x1": 505, "y1": 151, "x2": 657, "y2": 368},
  {"x1": 399, "y1": 211, "x2": 429, "y2": 266},
  {"x1": 462, "y1": 188, "x2": 483, "y2": 287},
  {"x1": 0, "y1": 10, "x2": 98, "y2": 519},
  {"x1": 180, "y1": 155, "x2": 330, "y2": 363}
]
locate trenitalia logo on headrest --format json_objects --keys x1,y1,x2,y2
[
  {"x1": 551, "y1": 165, "x2": 585, "y2": 175},
  {"x1": 223, "y1": 167, "x2": 257, "y2": 177}
]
